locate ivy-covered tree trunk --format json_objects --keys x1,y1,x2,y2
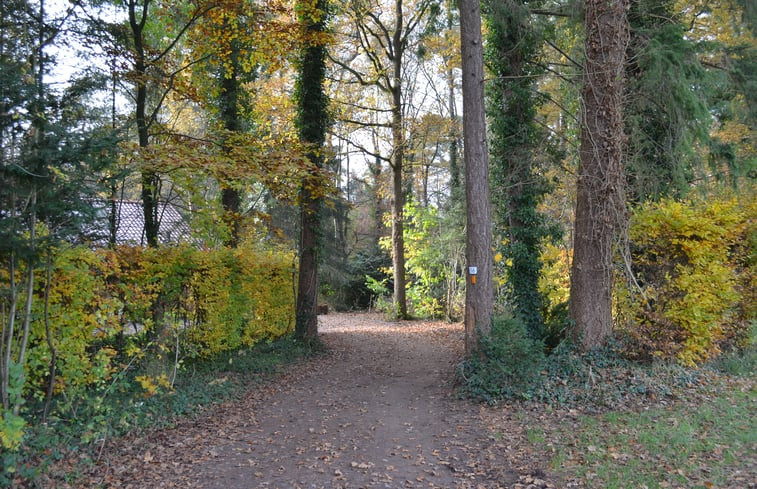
[
  {"x1": 460, "y1": 0, "x2": 493, "y2": 354},
  {"x1": 295, "y1": 0, "x2": 329, "y2": 340},
  {"x1": 486, "y1": 0, "x2": 554, "y2": 340},
  {"x1": 219, "y1": 46, "x2": 243, "y2": 247},
  {"x1": 570, "y1": 0, "x2": 629, "y2": 349}
]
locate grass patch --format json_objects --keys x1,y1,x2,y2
[
  {"x1": 533, "y1": 381, "x2": 756, "y2": 488},
  {"x1": 468, "y1": 318, "x2": 757, "y2": 487}
]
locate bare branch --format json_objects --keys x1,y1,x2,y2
[
  {"x1": 545, "y1": 39, "x2": 583, "y2": 70},
  {"x1": 530, "y1": 9, "x2": 573, "y2": 18},
  {"x1": 338, "y1": 117, "x2": 393, "y2": 128},
  {"x1": 328, "y1": 52, "x2": 384, "y2": 89},
  {"x1": 147, "y1": 54, "x2": 212, "y2": 127},
  {"x1": 402, "y1": 0, "x2": 431, "y2": 48},
  {"x1": 329, "y1": 131, "x2": 392, "y2": 164},
  {"x1": 332, "y1": 98, "x2": 395, "y2": 113},
  {"x1": 151, "y1": 4, "x2": 215, "y2": 64},
  {"x1": 363, "y1": 11, "x2": 394, "y2": 57}
]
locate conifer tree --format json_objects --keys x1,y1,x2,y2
[
  {"x1": 624, "y1": 0, "x2": 709, "y2": 201},
  {"x1": 460, "y1": 0, "x2": 493, "y2": 353}
]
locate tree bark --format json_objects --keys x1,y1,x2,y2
[
  {"x1": 570, "y1": 0, "x2": 629, "y2": 350},
  {"x1": 295, "y1": 0, "x2": 329, "y2": 340},
  {"x1": 219, "y1": 43, "x2": 243, "y2": 247},
  {"x1": 390, "y1": 0, "x2": 408, "y2": 319},
  {"x1": 460, "y1": 0, "x2": 493, "y2": 354},
  {"x1": 296, "y1": 184, "x2": 320, "y2": 340},
  {"x1": 129, "y1": 0, "x2": 159, "y2": 247},
  {"x1": 368, "y1": 154, "x2": 384, "y2": 252}
]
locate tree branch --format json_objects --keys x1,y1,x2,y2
[
  {"x1": 530, "y1": 9, "x2": 573, "y2": 18},
  {"x1": 151, "y1": 4, "x2": 215, "y2": 64},
  {"x1": 329, "y1": 131, "x2": 391, "y2": 164},
  {"x1": 545, "y1": 39, "x2": 583, "y2": 70},
  {"x1": 338, "y1": 117, "x2": 393, "y2": 128}
]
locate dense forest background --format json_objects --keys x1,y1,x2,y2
[{"x1": 0, "y1": 0, "x2": 754, "y2": 479}]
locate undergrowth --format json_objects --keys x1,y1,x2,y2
[
  {"x1": 458, "y1": 316, "x2": 757, "y2": 410},
  {"x1": 3, "y1": 336, "x2": 318, "y2": 487}
]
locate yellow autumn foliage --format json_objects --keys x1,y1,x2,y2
[
  {"x1": 22, "y1": 244, "x2": 295, "y2": 397},
  {"x1": 616, "y1": 190, "x2": 756, "y2": 365}
]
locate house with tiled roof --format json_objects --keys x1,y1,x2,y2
[{"x1": 94, "y1": 200, "x2": 193, "y2": 246}]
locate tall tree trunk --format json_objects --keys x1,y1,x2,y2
[
  {"x1": 220, "y1": 46, "x2": 243, "y2": 247},
  {"x1": 129, "y1": 0, "x2": 159, "y2": 247},
  {"x1": 368, "y1": 154, "x2": 384, "y2": 252},
  {"x1": 486, "y1": 0, "x2": 552, "y2": 340},
  {"x1": 295, "y1": 0, "x2": 329, "y2": 340},
  {"x1": 297, "y1": 185, "x2": 320, "y2": 340},
  {"x1": 460, "y1": 0, "x2": 493, "y2": 354},
  {"x1": 447, "y1": 0, "x2": 461, "y2": 203},
  {"x1": 390, "y1": 0, "x2": 408, "y2": 319},
  {"x1": 570, "y1": 0, "x2": 629, "y2": 349}
]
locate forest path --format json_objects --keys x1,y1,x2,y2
[{"x1": 81, "y1": 313, "x2": 554, "y2": 489}]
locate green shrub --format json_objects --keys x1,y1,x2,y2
[
  {"x1": 458, "y1": 316, "x2": 546, "y2": 403},
  {"x1": 379, "y1": 200, "x2": 465, "y2": 320},
  {"x1": 459, "y1": 328, "x2": 707, "y2": 409},
  {"x1": 365, "y1": 274, "x2": 393, "y2": 314}
]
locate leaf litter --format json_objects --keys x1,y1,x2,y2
[
  {"x1": 35, "y1": 312, "x2": 755, "y2": 488},
  {"x1": 44, "y1": 313, "x2": 559, "y2": 488}
]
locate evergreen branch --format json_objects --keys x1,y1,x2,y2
[
  {"x1": 536, "y1": 62, "x2": 579, "y2": 85},
  {"x1": 535, "y1": 90, "x2": 579, "y2": 123},
  {"x1": 700, "y1": 60, "x2": 729, "y2": 72},
  {"x1": 532, "y1": 116, "x2": 578, "y2": 153}
]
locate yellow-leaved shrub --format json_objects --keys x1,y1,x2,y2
[
  {"x1": 181, "y1": 247, "x2": 294, "y2": 355},
  {"x1": 23, "y1": 244, "x2": 295, "y2": 396},
  {"x1": 616, "y1": 192, "x2": 756, "y2": 365},
  {"x1": 26, "y1": 247, "x2": 123, "y2": 396}
]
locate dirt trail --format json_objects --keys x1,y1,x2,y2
[
  {"x1": 193, "y1": 313, "x2": 492, "y2": 489},
  {"x1": 78, "y1": 314, "x2": 550, "y2": 489}
]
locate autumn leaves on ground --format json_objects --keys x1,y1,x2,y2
[
  {"x1": 39, "y1": 313, "x2": 756, "y2": 489},
  {"x1": 49, "y1": 314, "x2": 550, "y2": 489}
]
